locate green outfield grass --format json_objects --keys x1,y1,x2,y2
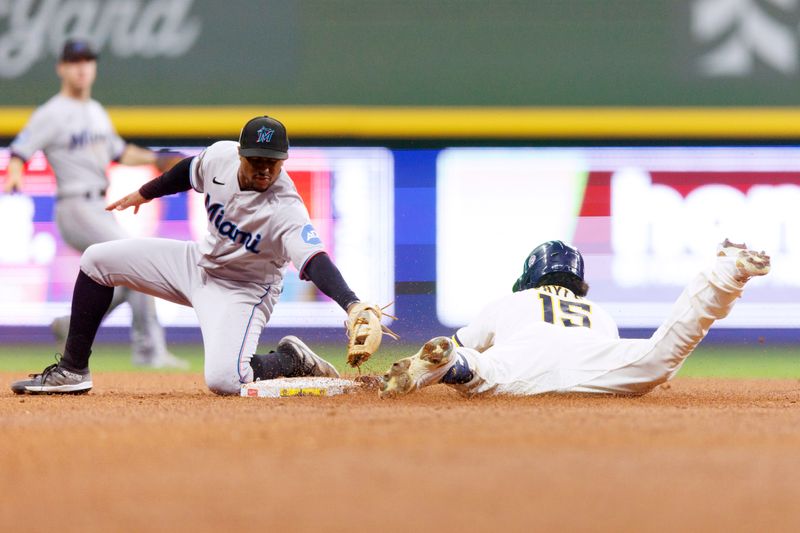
[
  {"x1": 0, "y1": 342, "x2": 411, "y2": 375},
  {"x1": 0, "y1": 343, "x2": 796, "y2": 378}
]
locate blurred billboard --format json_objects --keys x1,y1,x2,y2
[
  {"x1": 0, "y1": 147, "x2": 394, "y2": 328},
  {"x1": 2, "y1": 0, "x2": 800, "y2": 107},
  {"x1": 2, "y1": 144, "x2": 799, "y2": 334},
  {"x1": 436, "y1": 147, "x2": 800, "y2": 328}
]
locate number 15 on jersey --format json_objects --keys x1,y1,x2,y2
[{"x1": 538, "y1": 293, "x2": 592, "y2": 328}]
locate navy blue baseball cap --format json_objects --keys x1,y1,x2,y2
[
  {"x1": 238, "y1": 116, "x2": 289, "y2": 160},
  {"x1": 60, "y1": 39, "x2": 98, "y2": 62}
]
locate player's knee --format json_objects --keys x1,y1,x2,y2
[
  {"x1": 79, "y1": 243, "x2": 103, "y2": 270},
  {"x1": 79, "y1": 244, "x2": 111, "y2": 283},
  {"x1": 204, "y1": 373, "x2": 241, "y2": 396}
]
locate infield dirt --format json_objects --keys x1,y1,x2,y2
[{"x1": 1, "y1": 373, "x2": 799, "y2": 532}]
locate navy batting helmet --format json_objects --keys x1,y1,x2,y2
[{"x1": 512, "y1": 240, "x2": 584, "y2": 292}]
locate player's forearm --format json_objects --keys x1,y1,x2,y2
[
  {"x1": 118, "y1": 144, "x2": 157, "y2": 166},
  {"x1": 301, "y1": 252, "x2": 360, "y2": 311},
  {"x1": 139, "y1": 157, "x2": 193, "y2": 199},
  {"x1": 4, "y1": 156, "x2": 25, "y2": 192}
]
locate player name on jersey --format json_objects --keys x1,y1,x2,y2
[{"x1": 204, "y1": 193, "x2": 262, "y2": 254}]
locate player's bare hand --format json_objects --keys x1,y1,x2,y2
[
  {"x1": 106, "y1": 191, "x2": 150, "y2": 214},
  {"x1": 2, "y1": 179, "x2": 20, "y2": 194}
]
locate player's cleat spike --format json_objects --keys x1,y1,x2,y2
[
  {"x1": 11, "y1": 356, "x2": 92, "y2": 395},
  {"x1": 379, "y1": 336, "x2": 456, "y2": 398},
  {"x1": 277, "y1": 335, "x2": 340, "y2": 378},
  {"x1": 716, "y1": 239, "x2": 771, "y2": 280}
]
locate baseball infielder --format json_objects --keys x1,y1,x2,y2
[
  {"x1": 380, "y1": 239, "x2": 771, "y2": 398},
  {"x1": 11, "y1": 115, "x2": 385, "y2": 396},
  {"x1": 4, "y1": 39, "x2": 185, "y2": 368}
]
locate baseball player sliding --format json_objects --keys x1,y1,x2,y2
[
  {"x1": 380, "y1": 239, "x2": 770, "y2": 398},
  {"x1": 4, "y1": 39, "x2": 186, "y2": 369},
  {"x1": 11, "y1": 115, "x2": 390, "y2": 396}
]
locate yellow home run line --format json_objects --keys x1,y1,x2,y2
[{"x1": 2, "y1": 106, "x2": 800, "y2": 138}]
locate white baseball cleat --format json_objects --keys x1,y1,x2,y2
[
  {"x1": 716, "y1": 239, "x2": 771, "y2": 280},
  {"x1": 379, "y1": 336, "x2": 456, "y2": 398},
  {"x1": 277, "y1": 335, "x2": 340, "y2": 378}
]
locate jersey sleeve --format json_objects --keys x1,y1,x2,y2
[
  {"x1": 454, "y1": 298, "x2": 502, "y2": 353},
  {"x1": 108, "y1": 129, "x2": 126, "y2": 161},
  {"x1": 281, "y1": 202, "x2": 326, "y2": 273},
  {"x1": 189, "y1": 148, "x2": 208, "y2": 193},
  {"x1": 9, "y1": 107, "x2": 54, "y2": 161}
]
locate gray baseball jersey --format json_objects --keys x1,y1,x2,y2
[
  {"x1": 190, "y1": 141, "x2": 325, "y2": 285},
  {"x1": 10, "y1": 94, "x2": 125, "y2": 198},
  {"x1": 9, "y1": 93, "x2": 170, "y2": 365},
  {"x1": 80, "y1": 141, "x2": 330, "y2": 393}
]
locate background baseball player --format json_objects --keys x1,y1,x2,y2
[
  {"x1": 380, "y1": 239, "x2": 771, "y2": 398},
  {"x1": 3, "y1": 39, "x2": 186, "y2": 369},
  {"x1": 10, "y1": 115, "x2": 389, "y2": 395}
]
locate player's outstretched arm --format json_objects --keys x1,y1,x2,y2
[
  {"x1": 118, "y1": 144, "x2": 184, "y2": 172},
  {"x1": 108, "y1": 157, "x2": 194, "y2": 215},
  {"x1": 3, "y1": 156, "x2": 25, "y2": 193},
  {"x1": 106, "y1": 191, "x2": 151, "y2": 214},
  {"x1": 300, "y1": 253, "x2": 397, "y2": 367}
]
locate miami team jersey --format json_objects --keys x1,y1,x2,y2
[
  {"x1": 189, "y1": 141, "x2": 325, "y2": 285},
  {"x1": 455, "y1": 285, "x2": 619, "y2": 352},
  {"x1": 10, "y1": 94, "x2": 126, "y2": 196}
]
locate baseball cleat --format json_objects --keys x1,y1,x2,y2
[
  {"x1": 50, "y1": 315, "x2": 69, "y2": 350},
  {"x1": 277, "y1": 335, "x2": 340, "y2": 378},
  {"x1": 379, "y1": 336, "x2": 456, "y2": 398},
  {"x1": 716, "y1": 239, "x2": 771, "y2": 280},
  {"x1": 133, "y1": 351, "x2": 190, "y2": 370},
  {"x1": 11, "y1": 359, "x2": 92, "y2": 395}
]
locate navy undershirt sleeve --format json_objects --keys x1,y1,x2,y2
[
  {"x1": 302, "y1": 253, "x2": 359, "y2": 311},
  {"x1": 139, "y1": 156, "x2": 193, "y2": 199}
]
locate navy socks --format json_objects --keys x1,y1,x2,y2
[{"x1": 60, "y1": 271, "x2": 114, "y2": 372}]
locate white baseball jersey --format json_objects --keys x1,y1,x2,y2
[
  {"x1": 10, "y1": 94, "x2": 125, "y2": 197},
  {"x1": 455, "y1": 285, "x2": 619, "y2": 351},
  {"x1": 189, "y1": 141, "x2": 325, "y2": 285},
  {"x1": 449, "y1": 257, "x2": 750, "y2": 396}
]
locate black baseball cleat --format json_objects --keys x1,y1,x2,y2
[
  {"x1": 276, "y1": 336, "x2": 340, "y2": 378},
  {"x1": 11, "y1": 357, "x2": 92, "y2": 395}
]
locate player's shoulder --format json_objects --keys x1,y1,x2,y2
[
  {"x1": 31, "y1": 94, "x2": 66, "y2": 118},
  {"x1": 86, "y1": 97, "x2": 110, "y2": 114},
  {"x1": 206, "y1": 140, "x2": 239, "y2": 157},
  {"x1": 198, "y1": 140, "x2": 239, "y2": 166},
  {"x1": 270, "y1": 170, "x2": 303, "y2": 202}
]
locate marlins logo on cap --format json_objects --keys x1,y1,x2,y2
[
  {"x1": 256, "y1": 127, "x2": 274, "y2": 143},
  {"x1": 239, "y1": 116, "x2": 289, "y2": 160}
]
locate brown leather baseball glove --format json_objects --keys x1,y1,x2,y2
[{"x1": 345, "y1": 302, "x2": 399, "y2": 367}]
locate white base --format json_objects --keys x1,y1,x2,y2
[{"x1": 240, "y1": 377, "x2": 361, "y2": 398}]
